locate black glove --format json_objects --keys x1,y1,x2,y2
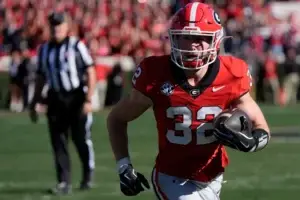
[
  {"x1": 119, "y1": 164, "x2": 150, "y2": 196},
  {"x1": 213, "y1": 109, "x2": 255, "y2": 152}
]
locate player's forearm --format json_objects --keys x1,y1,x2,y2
[
  {"x1": 251, "y1": 108, "x2": 271, "y2": 137},
  {"x1": 86, "y1": 67, "x2": 96, "y2": 102},
  {"x1": 252, "y1": 120, "x2": 270, "y2": 134},
  {"x1": 107, "y1": 114, "x2": 130, "y2": 162},
  {"x1": 234, "y1": 93, "x2": 270, "y2": 135}
]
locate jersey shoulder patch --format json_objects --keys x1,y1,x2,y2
[{"x1": 219, "y1": 55, "x2": 248, "y2": 78}]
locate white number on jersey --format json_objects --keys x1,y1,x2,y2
[
  {"x1": 166, "y1": 106, "x2": 222, "y2": 145},
  {"x1": 132, "y1": 66, "x2": 142, "y2": 85}
]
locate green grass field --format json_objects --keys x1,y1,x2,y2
[{"x1": 0, "y1": 104, "x2": 300, "y2": 200}]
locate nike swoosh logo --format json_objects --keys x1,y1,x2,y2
[
  {"x1": 240, "y1": 140, "x2": 249, "y2": 148},
  {"x1": 212, "y1": 86, "x2": 225, "y2": 92}
]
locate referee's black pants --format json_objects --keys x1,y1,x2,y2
[{"x1": 46, "y1": 89, "x2": 95, "y2": 185}]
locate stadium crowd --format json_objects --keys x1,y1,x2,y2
[
  {"x1": 0, "y1": 0, "x2": 171, "y2": 62},
  {"x1": 0, "y1": 0, "x2": 300, "y2": 112}
]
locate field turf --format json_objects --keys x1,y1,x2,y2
[{"x1": 0, "y1": 104, "x2": 299, "y2": 200}]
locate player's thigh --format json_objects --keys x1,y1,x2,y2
[
  {"x1": 151, "y1": 169, "x2": 223, "y2": 200},
  {"x1": 192, "y1": 174, "x2": 223, "y2": 200}
]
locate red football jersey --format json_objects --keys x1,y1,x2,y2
[{"x1": 132, "y1": 55, "x2": 252, "y2": 182}]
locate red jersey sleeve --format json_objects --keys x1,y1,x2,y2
[
  {"x1": 231, "y1": 60, "x2": 252, "y2": 100},
  {"x1": 131, "y1": 58, "x2": 154, "y2": 98}
]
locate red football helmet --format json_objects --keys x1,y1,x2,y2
[{"x1": 169, "y1": 2, "x2": 224, "y2": 70}]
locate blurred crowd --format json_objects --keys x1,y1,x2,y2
[
  {"x1": 212, "y1": 0, "x2": 300, "y2": 105},
  {"x1": 0, "y1": 0, "x2": 300, "y2": 111},
  {"x1": 0, "y1": 0, "x2": 171, "y2": 63}
]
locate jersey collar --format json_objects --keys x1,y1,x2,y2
[{"x1": 170, "y1": 56, "x2": 220, "y2": 98}]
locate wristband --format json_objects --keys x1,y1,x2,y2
[
  {"x1": 117, "y1": 157, "x2": 131, "y2": 173},
  {"x1": 249, "y1": 129, "x2": 270, "y2": 152}
]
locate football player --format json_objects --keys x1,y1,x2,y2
[{"x1": 107, "y1": 2, "x2": 270, "y2": 200}]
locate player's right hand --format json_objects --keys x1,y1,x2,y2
[
  {"x1": 119, "y1": 164, "x2": 150, "y2": 196},
  {"x1": 213, "y1": 108, "x2": 255, "y2": 152}
]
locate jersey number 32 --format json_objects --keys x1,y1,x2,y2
[{"x1": 166, "y1": 106, "x2": 222, "y2": 145}]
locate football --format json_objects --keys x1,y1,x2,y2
[{"x1": 213, "y1": 108, "x2": 252, "y2": 133}]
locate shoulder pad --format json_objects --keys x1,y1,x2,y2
[
  {"x1": 140, "y1": 55, "x2": 169, "y2": 65},
  {"x1": 219, "y1": 55, "x2": 248, "y2": 78},
  {"x1": 139, "y1": 55, "x2": 170, "y2": 75},
  {"x1": 137, "y1": 56, "x2": 156, "y2": 76},
  {"x1": 139, "y1": 56, "x2": 156, "y2": 67}
]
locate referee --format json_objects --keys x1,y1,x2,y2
[{"x1": 30, "y1": 12, "x2": 96, "y2": 195}]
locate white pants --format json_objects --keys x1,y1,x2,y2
[{"x1": 151, "y1": 169, "x2": 223, "y2": 200}]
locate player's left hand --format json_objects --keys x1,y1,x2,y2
[
  {"x1": 119, "y1": 164, "x2": 150, "y2": 196},
  {"x1": 82, "y1": 102, "x2": 92, "y2": 114},
  {"x1": 213, "y1": 109, "x2": 256, "y2": 152}
]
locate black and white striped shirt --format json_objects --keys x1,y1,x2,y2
[{"x1": 37, "y1": 36, "x2": 94, "y2": 93}]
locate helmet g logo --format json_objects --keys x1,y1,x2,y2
[{"x1": 213, "y1": 12, "x2": 221, "y2": 24}]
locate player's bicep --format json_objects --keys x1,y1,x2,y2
[
  {"x1": 233, "y1": 92, "x2": 270, "y2": 134},
  {"x1": 108, "y1": 88, "x2": 152, "y2": 123}
]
